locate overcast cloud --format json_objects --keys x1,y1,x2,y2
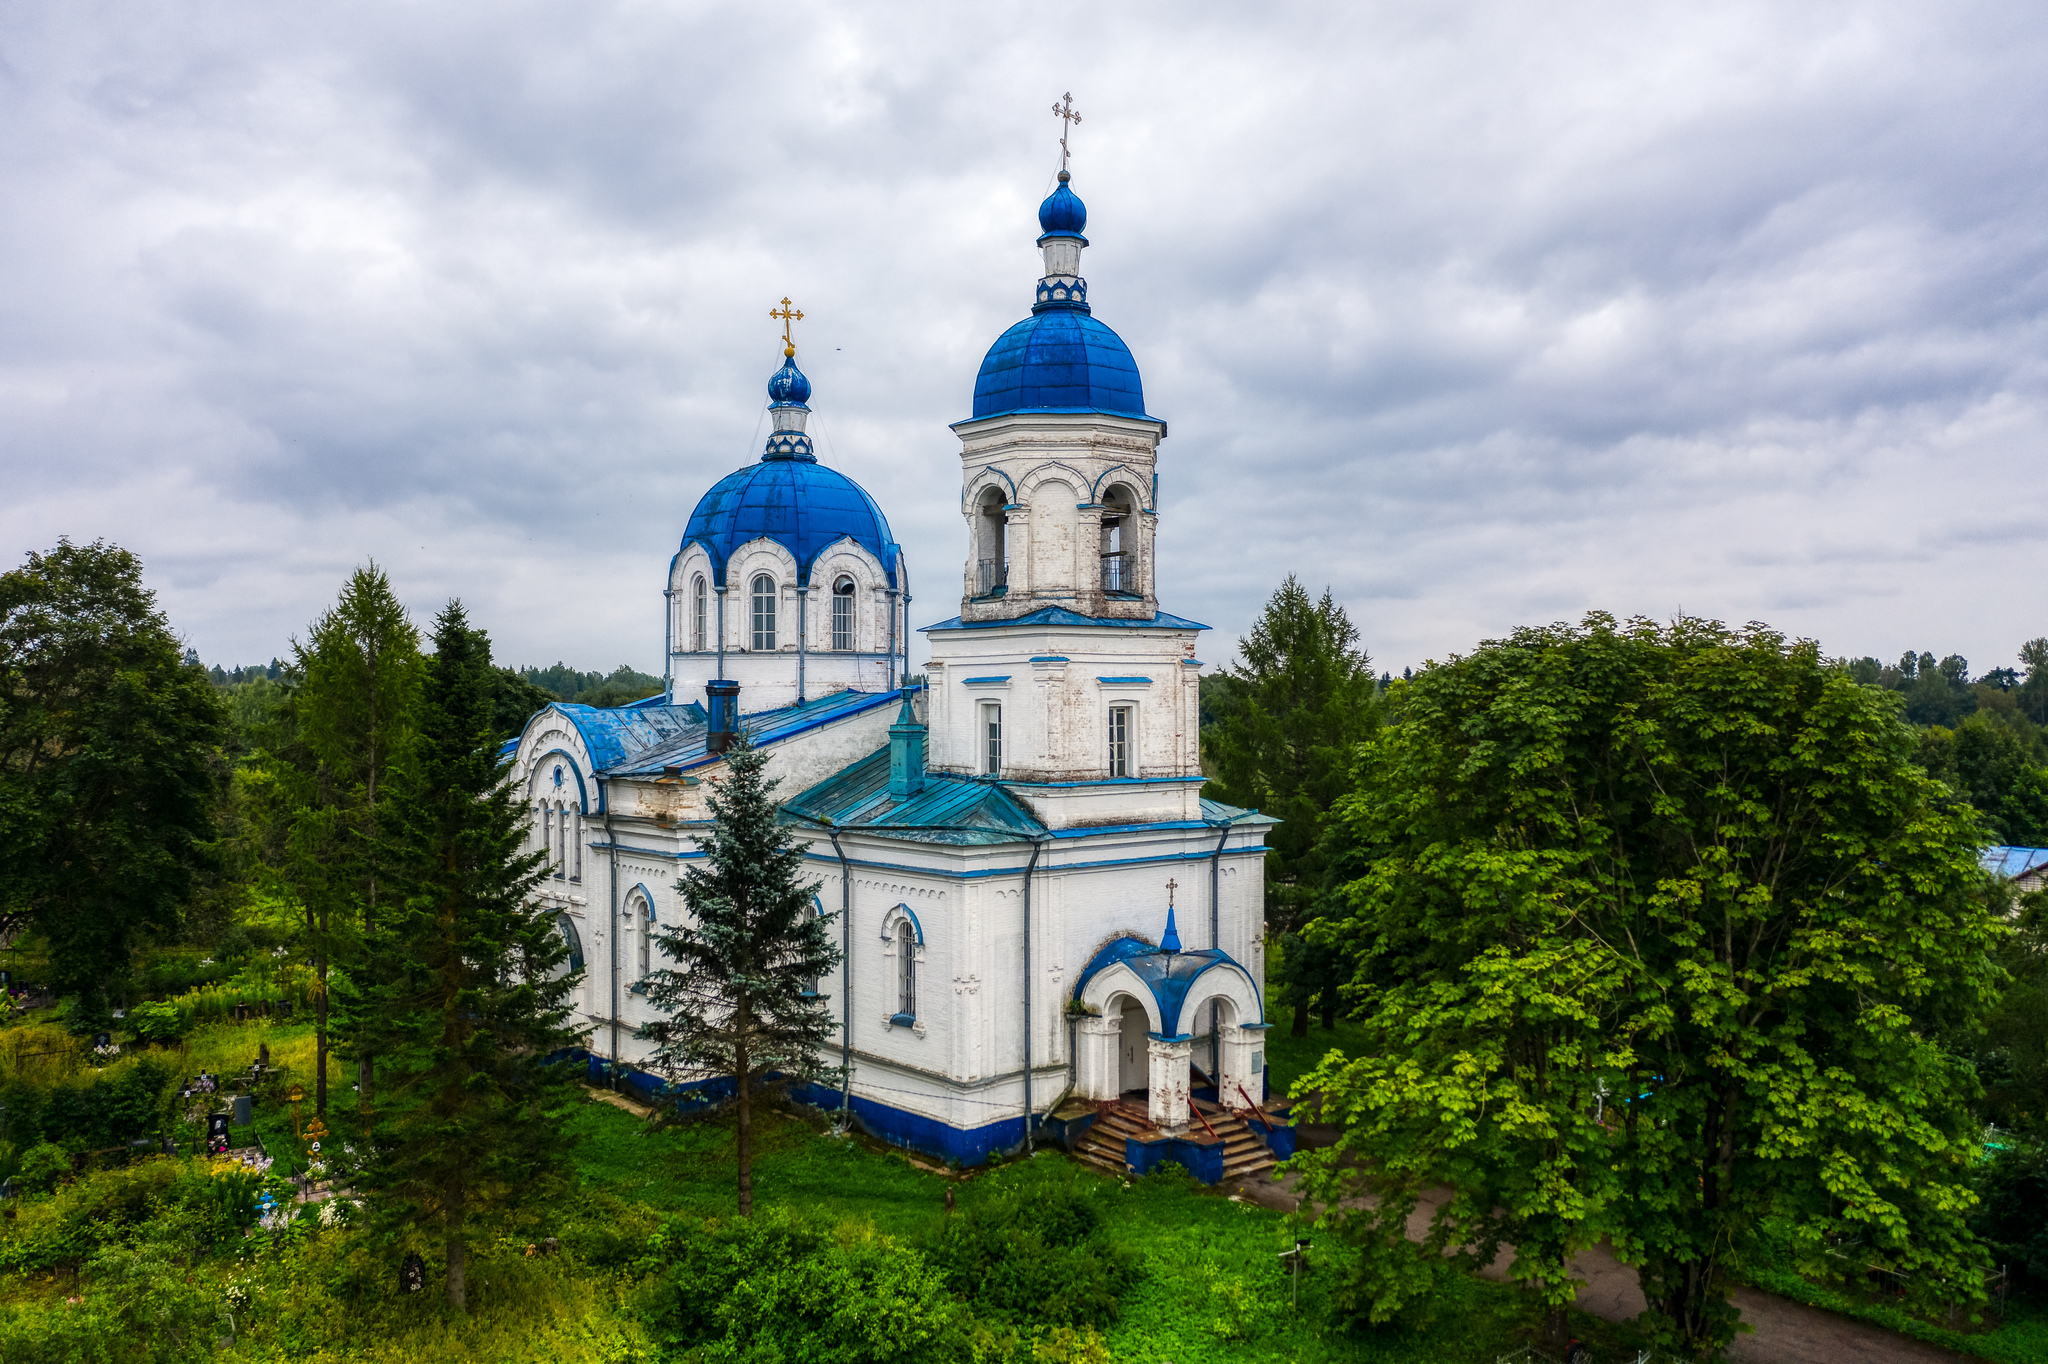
[{"x1": 3, "y1": 1, "x2": 2045, "y2": 678}]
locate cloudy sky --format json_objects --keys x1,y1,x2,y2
[{"x1": 4, "y1": 1, "x2": 2046, "y2": 678}]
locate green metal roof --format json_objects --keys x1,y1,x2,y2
[{"x1": 782, "y1": 747, "x2": 1048, "y2": 845}]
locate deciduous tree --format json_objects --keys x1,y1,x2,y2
[{"x1": 1295, "y1": 614, "x2": 2002, "y2": 1359}]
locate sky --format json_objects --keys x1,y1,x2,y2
[{"x1": 3, "y1": 1, "x2": 2046, "y2": 679}]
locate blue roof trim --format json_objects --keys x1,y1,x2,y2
[
  {"x1": 962, "y1": 675, "x2": 1012, "y2": 685},
  {"x1": 1096, "y1": 675, "x2": 1152, "y2": 685},
  {"x1": 1072, "y1": 936, "x2": 1263, "y2": 1035},
  {"x1": 534, "y1": 748, "x2": 592, "y2": 814},
  {"x1": 624, "y1": 882, "x2": 660, "y2": 919},
  {"x1": 882, "y1": 903, "x2": 925, "y2": 946},
  {"x1": 923, "y1": 606, "x2": 1210, "y2": 633},
  {"x1": 1029, "y1": 655, "x2": 1070, "y2": 662}
]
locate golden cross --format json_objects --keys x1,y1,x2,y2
[
  {"x1": 1165, "y1": 877, "x2": 1178, "y2": 906},
  {"x1": 1051, "y1": 92, "x2": 1082, "y2": 174},
  {"x1": 770, "y1": 297, "x2": 804, "y2": 357}
]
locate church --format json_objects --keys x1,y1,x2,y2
[{"x1": 506, "y1": 162, "x2": 1290, "y2": 1180}]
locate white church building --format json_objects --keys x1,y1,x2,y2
[{"x1": 506, "y1": 169, "x2": 1288, "y2": 1177}]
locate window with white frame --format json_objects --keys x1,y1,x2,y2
[
  {"x1": 636, "y1": 898, "x2": 654, "y2": 979},
  {"x1": 981, "y1": 702, "x2": 1002, "y2": 775},
  {"x1": 897, "y1": 924, "x2": 917, "y2": 1019},
  {"x1": 1108, "y1": 705, "x2": 1133, "y2": 777},
  {"x1": 692, "y1": 575, "x2": 707, "y2": 650},
  {"x1": 831, "y1": 576, "x2": 856, "y2": 651},
  {"x1": 751, "y1": 574, "x2": 777, "y2": 650}
]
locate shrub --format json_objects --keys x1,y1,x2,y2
[
  {"x1": 633, "y1": 1209, "x2": 969, "y2": 1363},
  {"x1": 919, "y1": 1174, "x2": 1137, "y2": 1327},
  {"x1": 0, "y1": 1157, "x2": 191, "y2": 1273},
  {"x1": 1971, "y1": 1142, "x2": 2048, "y2": 1287},
  {"x1": 126, "y1": 1001, "x2": 190, "y2": 1047},
  {"x1": 15, "y1": 1142, "x2": 72, "y2": 1193}
]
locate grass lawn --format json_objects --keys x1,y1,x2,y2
[{"x1": 565, "y1": 1092, "x2": 1652, "y2": 1364}]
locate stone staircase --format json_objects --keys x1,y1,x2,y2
[{"x1": 1069, "y1": 1096, "x2": 1281, "y2": 1186}]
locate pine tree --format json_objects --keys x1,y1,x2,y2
[
  {"x1": 340, "y1": 601, "x2": 582, "y2": 1310},
  {"x1": 1201, "y1": 575, "x2": 1378, "y2": 1035},
  {"x1": 640, "y1": 735, "x2": 842, "y2": 1216},
  {"x1": 248, "y1": 565, "x2": 420, "y2": 1117}
]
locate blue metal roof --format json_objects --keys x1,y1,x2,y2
[
  {"x1": 922, "y1": 606, "x2": 1209, "y2": 633},
  {"x1": 549, "y1": 701, "x2": 706, "y2": 774},
  {"x1": 1071, "y1": 935, "x2": 1262, "y2": 1037},
  {"x1": 1037, "y1": 176, "x2": 1087, "y2": 241},
  {"x1": 1981, "y1": 846, "x2": 2048, "y2": 880},
  {"x1": 605, "y1": 688, "x2": 904, "y2": 777},
  {"x1": 971, "y1": 309, "x2": 1150, "y2": 422},
  {"x1": 782, "y1": 746, "x2": 1047, "y2": 845},
  {"x1": 681, "y1": 456, "x2": 902, "y2": 589}
]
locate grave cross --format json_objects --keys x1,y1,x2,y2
[{"x1": 1051, "y1": 92, "x2": 1082, "y2": 174}]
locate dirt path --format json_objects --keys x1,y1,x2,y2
[{"x1": 1228, "y1": 1161, "x2": 1976, "y2": 1364}]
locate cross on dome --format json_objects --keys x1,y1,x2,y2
[
  {"x1": 1052, "y1": 92, "x2": 1082, "y2": 175},
  {"x1": 770, "y1": 296, "x2": 804, "y2": 359}
]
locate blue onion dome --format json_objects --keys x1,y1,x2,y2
[
  {"x1": 1037, "y1": 171, "x2": 1088, "y2": 243},
  {"x1": 680, "y1": 458, "x2": 903, "y2": 590},
  {"x1": 767, "y1": 354, "x2": 811, "y2": 407},
  {"x1": 972, "y1": 312, "x2": 1146, "y2": 420}
]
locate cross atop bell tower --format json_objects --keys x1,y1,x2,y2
[
  {"x1": 770, "y1": 297, "x2": 804, "y2": 358},
  {"x1": 1051, "y1": 92, "x2": 1082, "y2": 174}
]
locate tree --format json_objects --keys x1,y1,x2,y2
[
  {"x1": 1295, "y1": 614, "x2": 2002, "y2": 1360},
  {"x1": 640, "y1": 734, "x2": 842, "y2": 1216},
  {"x1": 340, "y1": 601, "x2": 582, "y2": 1310},
  {"x1": 0, "y1": 541, "x2": 227, "y2": 1018},
  {"x1": 249, "y1": 566, "x2": 421, "y2": 1117},
  {"x1": 490, "y1": 667, "x2": 555, "y2": 745},
  {"x1": 2021, "y1": 638, "x2": 2048, "y2": 726},
  {"x1": 1916, "y1": 715, "x2": 2048, "y2": 846},
  {"x1": 1201, "y1": 576, "x2": 1378, "y2": 1034}
]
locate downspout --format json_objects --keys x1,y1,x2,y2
[
  {"x1": 603, "y1": 783, "x2": 620, "y2": 1087},
  {"x1": 1209, "y1": 819, "x2": 1230, "y2": 1084},
  {"x1": 797, "y1": 585, "x2": 808, "y2": 704},
  {"x1": 828, "y1": 829, "x2": 853, "y2": 1126},
  {"x1": 662, "y1": 587, "x2": 674, "y2": 702},
  {"x1": 886, "y1": 585, "x2": 899, "y2": 693},
  {"x1": 715, "y1": 585, "x2": 727, "y2": 681},
  {"x1": 1022, "y1": 834, "x2": 1047, "y2": 1151}
]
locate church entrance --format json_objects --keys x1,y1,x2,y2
[{"x1": 1117, "y1": 998, "x2": 1150, "y2": 1096}]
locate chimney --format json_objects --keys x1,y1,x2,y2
[
  {"x1": 888, "y1": 687, "x2": 926, "y2": 800},
  {"x1": 705, "y1": 680, "x2": 741, "y2": 754}
]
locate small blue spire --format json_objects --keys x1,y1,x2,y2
[
  {"x1": 1160, "y1": 899, "x2": 1182, "y2": 954},
  {"x1": 1037, "y1": 171, "x2": 1088, "y2": 244}
]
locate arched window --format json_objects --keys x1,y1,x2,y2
[
  {"x1": 751, "y1": 575, "x2": 777, "y2": 650},
  {"x1": 569, "y1": 807, "x2": 582, "y2": 882},
  {"x1": 975, "y1": 488, "x2": 1008, "y2": 596},
  {"x1": 554, "y1": 803, "x2": 567, "y2": 879},
  {"x1": 897, "y1": 925, "x2": 917, "y2": 1020},
  {"x1": 539, "y1": 805, "x2": 551, "y2": 864},
  {"x1": 832, "y1": 576, "x2": 857, "y2": 651},
  {"x1": 692, "y1": 575, "x2": 707, "y2": 651},
  {"x1": 1101, "y1": 484, "x2": 1139, "y2": 594},
  {"x1": 636, "y1": 897, "x2": 655, "y2": 979},
  {"x1": 553, "y1": 914, "x2": 585, "y2": 977}
]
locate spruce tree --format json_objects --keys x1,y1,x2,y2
[
  {"x1": 640, "y1": 734, "x2": 841, "y2": 1216},
  {"x1": 340, "y1": 601, "x2": 581, "y2": 1309},
  {"x1": 1201, "y1": 575, "x2": 1378, "y2": 1034},
  {"x1": 248, "y1": 565, "x2": 420, "y2": 1116}
]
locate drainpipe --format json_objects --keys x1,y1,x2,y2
[
  {"x1": 796, "y1": 584, "x2": 809, "y2": 704},
  {"x1": 886, "y1": 583, "x2": 899, "y2": 693},
  {"x1": 603, "y1": 784, "x2": 620, "y2": 1087},
  {"x1": 1022, "y1": 834, "x2": 1047, "y2": 1151},
  {"x1": 828, "y1": 829, "x2": 853, "y2": 1127},
  {"x1": 662, "y1": 588, "x2": 674, "y2": 702},
  {"x1": 1209, "y1": 819, "x2": 1230, "y2": 1085},
  {"x1": 901, "y1": 589, "x2": 913, "y2": 684},
  {"x1": 715, "y1": 585, "x2": 726, "y2": 681}
]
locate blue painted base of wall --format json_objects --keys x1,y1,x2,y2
[{"x1": 1124, "y1": 1132, "x2": 1224, "y2": 1183}]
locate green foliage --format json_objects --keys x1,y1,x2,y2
[
  {"x1": 14, "y1": 1142, "x2": 71, "y2": 1194},
  {"x1": 639, "y1": 734, "x2": 841, "y2": 1216},
  {"x1": 1300, "y1": 614, "x2": 2004, "y2": 1359},
  {"x1": 1918, "y1": 716, "x2": 2048, "y2": 845},
  {"x1": 339, "y1": 601, "x2": 582, "y2": 1309},
  {"x1": 0, "y1": 540, "x2": 229, "y2": 1016},
  {"x1": 632, "y1": 1208, "x2": 970, "y2": 1363},
  {"x1": 0, "y1": 1057, "x2": 173, "y2": 1155},
  {"x1": 920, "y1": 1173, "x2": 1137, "y2": 1326},
  {"x1": 519, "y1": 662, "x2": 665, "y2": 708},
  {"x1": 1972, "y1": 1142, "x2": 2048, "y2": 1286},
  {"x1": 1964, "y1": 888, "x2": 2048, "y2": 1136},
  {"x1": 1200, "y1": 576, "x2": 1378, "y2": 1032},
  {"x1": 492, "y1": 666, "x2": 557, "y2": 743},
  {"x1": 124, "y1": 1000, "x2": 189, "y2": 1046}
]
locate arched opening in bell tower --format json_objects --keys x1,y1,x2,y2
[
  {"x1": 1100, "y1": 483, "x2": 1139, "y2": 595},
  {"x1": 974, "y1": 488, "x2": 1008, "y2": 596}
]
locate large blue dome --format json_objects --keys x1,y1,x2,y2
[
  {"x1": 971, "y1": 310, "x2": 1148, "y2": 421},
  {"x1": 681, "y1": 459, "x2": 901, "y2": 589}
]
